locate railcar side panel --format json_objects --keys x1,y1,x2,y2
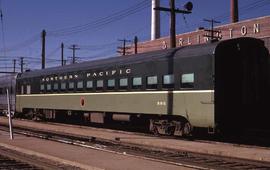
[{"x1": 16, "y1": 90, "x2": 214, "y2": 128}]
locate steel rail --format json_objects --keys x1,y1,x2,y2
[
  {"x1": 0, "y1": 145, "x2": 79, "y2": 170},
  {"x1": 0, "y1": 124, "x2": 269, "y2": 170}
]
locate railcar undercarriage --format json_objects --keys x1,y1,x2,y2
[
  {"x1": 20, "y1": 108, "x2": 194, "y2": 136},
  {"x1": 149, "y1": 119, "x2": 192, "y2": 136}
]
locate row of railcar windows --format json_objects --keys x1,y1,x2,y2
[{"x1": 37, "y1": 73, "x2": 195, "y2": 93}]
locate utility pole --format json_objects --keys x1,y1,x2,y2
[
  {"x1": 203, "y1": 19, "x2": 221, "y2": 42},
  {"x1": 6, "y1": 88, "x2": 13, "y2": 140},
  {"x1": 169, "y1": 0, "x2": 176, "y2": 48},
  {"x1": 13, "y1": 59, "x2": 16, "y2": 73},
  {"x1": 41, "y1": 30, "x2": 46, "y2": 69},
  {"x1": 68, "y1": 44, "x2": 80, "y2": 64},
  {"x1": 231, "y1": 0, "x2": 239, "y2": 23},
  {"x1": 20, "y1": 57, "x2": 24, "y2": 73},
  {"x1": 61, "y1": 42, "x2": 64, "y2": 66},
  {"x1": 151, "y1": 0, "x2": 161, "y2": 40},
  {"x1": 117, "y1": 39, "x2": 131, "y2": 56},
  {"x1": 134, "y1": 36, "x2": 138, "y2": 54},
  {"x1": 154, "y1": 0, "x2": 193, "y2": 48}
]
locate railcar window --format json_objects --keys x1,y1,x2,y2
[
  {"x1": 53, "y1": 83, "x2": 58, "y2": 90},
  {"x1": 147, "y1": 76, "x2": 158, "y2": 89},
  {"x1": 69, "y1": 82, "x2": 74, "y2": 89},
  {"x1": 61, "y1": 82, "x2": 66, "y2": 90},
  {"x1": 132, "y1": 77, "x2": 142, "y2": 89},
  {"x1": 86, "y1": 81, "x2": 93, "y2": 89},
  {"x1": 147, "y1": 76, "x2": 158, "y2": 85},
  {"x1": 77, "y1": 81, "x2": 83, "y2": 89},
  {"x1": 40, "y1": 84, "x2": 44, "y2": 91},
  {"x1": 120, "y1": 78, "x2": 128, "y2": 88},
  {"x1": 26, "y1": 85, "x2": 31, "y2": 94},
  {"x1": 163, "y1": 74, "x2": 174, "y2": 84},
  {"x1": 163, "y1": 74, "x2": 174, "y2": 88},
  {"x1": 97, "y1": 80, "x2": 104, "y2": 89},
  {"x1": 47, "y1": 84, "x2": 52, "y2": 91},
  {"x1": 107, "y1": 79, "x2": 115, "y2": 89},
  {"x1": 181, "y1": 73, "x2": 194, "y2": 88}
]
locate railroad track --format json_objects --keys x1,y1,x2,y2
[
  {"x1": 20, "y1": 119, "x2": 270, "y2": 149},
  {"x1": 7, "y1": 117, "x2": 270, "y2": 149},
  {"x1": 0, "y1": 145, "x2": 79, "y2": 170},
  {"x1": 0, "y1": 124, "x2": 270, "y2": 170},
  {"x1": 0, "y1": 150, "x2": 40, "y2": 170},
  {"x1": 30, "y1": 119, "x2": 270, "y2": 148}
]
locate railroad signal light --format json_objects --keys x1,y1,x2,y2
[{"x1": 184, "y1": 2, "x2": 193, "y2": 12}]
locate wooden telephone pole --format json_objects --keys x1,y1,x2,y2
[
  {"x1": 117, "y1": 39, "x2": 131, "y2": 56},
  {"x1": 41, "y1": 30, "x2": 46, "y2": 69},
  {"x1": 203, "y1": 19, "x2": 221, "y2": 42},
  {"x1": 154, "y1": 0, "x2": 193, "y2": 48},
  {"x1": 68, "y1": 44, "x2": 80, "y2": 64},
  {"x1": 61, "y1": 42, "x2": 64, "y2": 66},
  {"x1": 20, "y1": 57, "x2": 24, "y2": 73},
  {"x1": 134, "y1": 36, "x2": 138, "y2": 54},
  {"x1": 13, "y1": 59, "x2": 16, "y2": 73}
]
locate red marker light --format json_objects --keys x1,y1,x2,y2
[{"x1": 80, "y1": 97, "x2": 85, "y2": 107}]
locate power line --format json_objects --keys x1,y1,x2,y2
[
  {"x1": 47, "y1": 46, "x2": 60, "y2": 58},
  {"x1": 0, "y1": 34, "x2": 40, "y2": 52},
  {"x1": 175, "y1": 0, "x2": 270, "y2": 33},
  {"x1": 79, "y1": 42, "x2": 118, "y2": 51},
  {"x1": 48, "y1": 0, "x2": 151, "y2": 37},
  {"x1": 214, "y1": 0, "x2": 270, "y2": 22},
  {"x1": 49, "y1": 0, "x2": 150, "y2": 35},
  {"x1": 80, "y1": 49, "x2": 117, "y2": 61},
  {"x1": 0, "y1": 0, "x2": 6, "y2": 57}
]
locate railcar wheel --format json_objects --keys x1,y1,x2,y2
[
  {"x1": 24, "y1": 109, "x2": 34, "y2": 119},
  {"x1": 182, "y1": 122, "x2": 192, "y2": 136},
  {"x1": 152, "y1": 126, "x2": 159, "y2": 136},
  {"x1": 167, "y1": 126, "x2": 176, "y2": 136}
]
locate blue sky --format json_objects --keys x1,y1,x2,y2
[{"x1": 0, "y1": 0, "x2": 269, "y2": 71}]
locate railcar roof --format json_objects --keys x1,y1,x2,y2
[{"x1": 19, "y1": 42, "x2": 217, "y2": 79}]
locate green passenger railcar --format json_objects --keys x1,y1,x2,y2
[{"x1": 15, "y1": 37, "x2": 270, "y2": 136}]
